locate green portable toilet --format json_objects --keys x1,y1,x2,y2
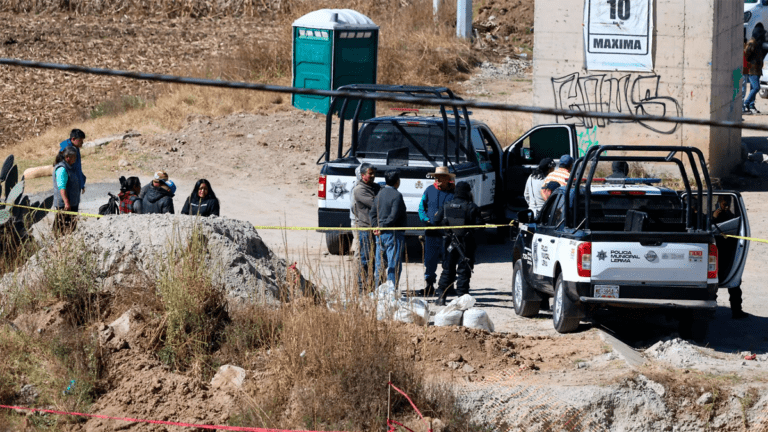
[{"x1": 292, "y1": 9, "x2": 378, "y2": 119}]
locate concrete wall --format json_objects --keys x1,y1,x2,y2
[{"x1": 532, "y1": 0, "x2": 742, "y2": 178}]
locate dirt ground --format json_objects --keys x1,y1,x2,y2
[{"x1": 21, "y1": 69, "x2": 761, "y2": 429}]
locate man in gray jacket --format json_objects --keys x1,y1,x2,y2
[
  {"x1": 352, "y1": 163, "x2": 381, "y2": 291},
  {"x1": 370, "y1": 170, "x2": 407, "y2": 288}
]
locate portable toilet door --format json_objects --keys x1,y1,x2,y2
[{"x1": 292, "y1": 9, "x2": 379, "y2": 118}]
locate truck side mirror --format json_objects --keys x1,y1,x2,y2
[{"x1": 517, "y1": 209, "x2": 535, "y2": 224}]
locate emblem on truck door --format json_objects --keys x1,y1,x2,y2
[
  {"x1": 645, "y1": 251, "x2": 658, "y2": 263},
  {"x1": 329, "y1": 179, "x2": 349, "y2": 199},
  {"x1": 597, "y1": 250, "x2": 607, "y2": 261}
]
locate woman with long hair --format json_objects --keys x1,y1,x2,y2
[
  {"x1": 523, "y1": 157, "x2": 555, "y2": 217},
  {"x1": 181, "y1": 179, "x2": 220, "y2": 217}
]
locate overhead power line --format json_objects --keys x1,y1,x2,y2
[{"x1": 0, "y1": 57, "x2": 764, "y2": 132}]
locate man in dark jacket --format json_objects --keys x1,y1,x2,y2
[
  {"x1": 52, "y1": 146, "x2": 81, "y2": 235},
  {"x1": 370, "y1": 170, "x2": 407, "y2": 288},
  {"x1": 433, "y1": 181, "x2": 480, "y2": 306},
  {"x1": 352, "y1": 163, "x2": 381, "y2": 291},
  {"x1": 606, "y1": 161, "x2": 629, "y2": 179},
  {"x1": 416, "y1": 166, "x2": 455, "y2": 296},
  {"x1": 744, "y1": 24, "x2": 767, "y2": 114},
  {"x1": 141, "y1": 178, "x2": 175, "y2": 214},
  {"x1": 58, "y1": 129, "x2": 86, "y2": 194}
]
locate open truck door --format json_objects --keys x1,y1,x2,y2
[
  {"x1": 711, "y1": 192, "x2": 750, "y2": 290},
  {"x1": 501, "y1": 124, "x2": 578, "y2": 220}
]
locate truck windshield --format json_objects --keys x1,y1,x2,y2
[
  {"x1": 577, "y1": 193, "x2": 685, "y2": 232},
  {"x1": 356, "y1": 122, "x2": 468, "y2": 162}
]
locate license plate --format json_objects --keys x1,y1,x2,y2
[{"x1": 594, "y1": 285, "x2": 620, "y2": 299}]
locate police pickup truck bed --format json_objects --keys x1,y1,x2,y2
[
  {"x1": 316, "y1": 84, "x2": 578, "y2": 254},
  {"x1": 511, "y1": 146, "x2": 750, "y2": 340}
]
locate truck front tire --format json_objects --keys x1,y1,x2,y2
[
  {"x1": 553, "y1": 273, "x2": 580, "y2": 333},
  {"x1": 326, "y1": 232, "x2": 353, "y2": 255}
]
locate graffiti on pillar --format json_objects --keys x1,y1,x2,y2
[
  {"x1": 577, "y1": 126, "x2": 599, "y2": 157},
  {"x1": 551, "y1": 72, "x2": 682, "y2": 135},
  {"x1": 732, "y1": 67, "x2": 743, "y2": 102}
]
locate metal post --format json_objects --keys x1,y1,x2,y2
[
  {"x1": 433, "y1": 0, "x2": 440, "y2": 20},
  {"x1": 457, "y1": 0, "x2": 472, "y2": 39}
]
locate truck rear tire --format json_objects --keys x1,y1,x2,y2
[
  {"x1": 326, "y1": 232, "x2": 353, "y2": 255},
  {"x1": 678, "y1": 312, "x2": 710, "y2": 343},
  {"x1": 513, "y1": 260, "x2": 540, "y2": 317},
  {"x1": 553, "y1": 273, "x2": 580, "y2": 333}
]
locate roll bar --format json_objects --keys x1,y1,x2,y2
[
  {"x1": 322, "y1": 85, "x2": 473, "y2": 169},
  {"x1": 563, "y1": 146, "x2": 713, "y2": 232}
]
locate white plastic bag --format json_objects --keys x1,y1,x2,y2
[
  {"x1": 463, "y1": 308, "x2": 495, "y2": 332},
  {"x1": 446, "y1": 294, "x2": 476, "y2": 311},
  {"x1": 434, "y1": 307, "x2": 463, "y2": 326},
  {"x1": 393, "y1": 298, "x2": 429, "y2": 325}
]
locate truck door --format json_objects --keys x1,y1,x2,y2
[
  {"x1": 532, "y1": 192, "x2": 565, "y2": 291},
  {"x1": 501, "y1": 124, "x2": 577, "y2": 217},
  {"x1": 470, "y1": 127, "x2": 496, "y2": 212},
  {"x1": 710, "y1": 192, "x2": 750, "y2": 289}
]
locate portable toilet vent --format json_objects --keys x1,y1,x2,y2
[{"x1": 292, "y1": 9, "x2": 379, "y2": 118}]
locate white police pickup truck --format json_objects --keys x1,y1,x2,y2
[
  {"x1": 316, "y1": 84, "x2": 578, "y2": 254},
  {"x1": 511, "y1": 145, "x2": 750, "y2": 341}
]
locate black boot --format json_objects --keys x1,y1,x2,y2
[
  {"x1": 433, "y1": 288, "x2": 448, "y2": 306},
  {"x1": 414, "y1": 282, "x2": 435, "y2": 297},
  {"x1": 732, "y1": 308, "x2": 749, "y2": 319}
]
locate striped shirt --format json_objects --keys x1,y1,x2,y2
[{"x1": 542, "y1": 168, "x2": 571, "y2": 188}]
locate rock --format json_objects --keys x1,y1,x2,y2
[
  {"x1": 110, "y1": 309, "x2": 138, "y2": 338},
  {"x1": 211, "y1": 365, "x2": 246, "y2": 391},
  {"x1": 697, "y1": 392, "x2": 714, "y2": 405},
  {"x1": 3, "y1": 215, "x2": 299, "y2": 303},
  {"x1": 99, "y1": 325, "x2": 115, "y2": 345},
  {"x1": 15, "y1": 384, "x2": 38, "y2": 405},
  {"x1": 448, "y1": 352, "x2": 463, "y2": 362},
  {"x1": 576, "y1": 362, "x2": 588, "y2": 369},
  {"x1": 447, "y1": 361, "x2": 462, "y2": 370},
  {"x1": 462, "y1": 364, "x2": 475, "y2": 374},
  {"x1": 118, "y1": 159, "x2": 130, "y2": 167}
]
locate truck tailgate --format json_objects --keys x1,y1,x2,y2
[{"x1": 591, "y1": 242, "x2": 709, "y2": 285}]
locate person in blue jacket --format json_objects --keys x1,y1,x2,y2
[
  {"x1": 58, "y1": 129, "x2": 86, "y2": 194},
  {"x1": 415, "y1": 166, "x2": 455, "y2": 297}
]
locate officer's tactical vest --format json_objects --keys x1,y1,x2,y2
[{"x1": 445, "y1": 201, "x2": 472, "y2": 237}]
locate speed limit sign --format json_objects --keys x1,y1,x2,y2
[{"x1": 584, "y1": 0, "x2": 654, "y2": 71}]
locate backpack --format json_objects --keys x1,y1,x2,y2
[{"x1": 98, "y1": 192, "x2": 120, "y2": 215}]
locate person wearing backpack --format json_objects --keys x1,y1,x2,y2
[
  {"x1": 118, "y1": 177, "x2": 142, "y2": 214},
  {"x1": 432, "y1": 181, "x2": 481, "y2": 306}
]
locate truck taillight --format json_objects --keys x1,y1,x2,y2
[
  {"x1": 577, "y1": 242, "x2": 592, "y2": 277},
  {"x1": 318, "y1": 175, "x2": 327, "y2": 199},
  {"x1": 708, "y1": 244, "x2": 718, "y2": 279}
]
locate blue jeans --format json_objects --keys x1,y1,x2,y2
[
  {"x1": 375, "y1": 232, "x2": 405, "y2": 287},
  {"x1": 423, "y1": 235, "x2": 443, "y2": 284},
  {"x1": 745, "y1": 74, "x2": 760, "y2": 108},
  {"x1": 358, "y1": 231, "x2": 375, "y2": 291}
]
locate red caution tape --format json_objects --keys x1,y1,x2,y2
[
  {"x1": 388, "y1": 382, "x2": 432, "y2": 432},
  {"x1": 0, "y1": 404, "x2": 348, "y2": 432}
]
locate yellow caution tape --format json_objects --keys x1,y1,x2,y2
[
  {"x1": 2, "y1": 201, "x2": 517, "y2": 231},
  {"x1": 2, "y1": 202, "x2": 104, "y2": 218},
  {"x1": 722, "y1": 234, "x2": 768, "y2": 245}
]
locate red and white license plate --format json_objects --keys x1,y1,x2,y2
[{"x1": 594, "y1": 285, "x2": 620, "y2": 298}]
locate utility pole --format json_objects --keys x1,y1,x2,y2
[{"x1": 457, "y1": 0, "x2": 472, "y2": 39}]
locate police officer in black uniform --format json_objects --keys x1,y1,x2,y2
[{"x1": 433, "y1": 181, "x2": 481, "y2": 306}]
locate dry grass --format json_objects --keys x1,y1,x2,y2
[
  {"x1": 7, "y1": 0, "x2": 483, "y2": 163},
  {"x1": 156, "y1": 222, "x2": 229, "y2": 374}
]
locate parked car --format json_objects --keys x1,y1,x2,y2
[
  {"x1": 316, "y1": 84, "x2": 578, "y2": 254},
  {"x1": 510, "y1": 145, "x2": 750, "y2": 341}
]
